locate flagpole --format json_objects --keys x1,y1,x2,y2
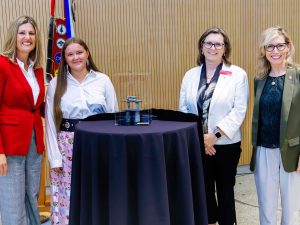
[{"x1": 46, "y1": 0, "x2": 56, "y2": 83}]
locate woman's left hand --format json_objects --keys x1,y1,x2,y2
[
  {"x1": 204, "y1": 133, "x2": 217, "y2": 156},
  {"x1": 297, "y1": 156, "x2": 300, "y2": 173}
]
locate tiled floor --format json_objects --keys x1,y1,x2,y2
[{"x1": 235, "y1": 165, "x2": 300, "y2": 225}]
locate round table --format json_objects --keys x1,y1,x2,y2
[{"x1": 69, "y1": 120, "x2": 207, "y2": 225}]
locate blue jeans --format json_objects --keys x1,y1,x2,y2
[{"x1": 0, "y1": 131, "x2": 42, "y2": 225}]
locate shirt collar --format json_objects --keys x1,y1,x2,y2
[
  {"x1": 67, "y1": 68, "x2": 96, "y2": 77},
  {"x1": 16, "y1": 58, "x2": 34, "y2": 70},
  {"x1": 67, "y1": 69, "x2": 96, "y2": 81}
]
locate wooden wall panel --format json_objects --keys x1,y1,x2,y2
[{"x1": 1, "y1": 0, "x2": 300, "y2": 167}]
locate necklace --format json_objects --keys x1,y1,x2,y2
[
  {"x1": 269, "y1": 74, "x2": 285, "y2": 87},
  {"x1": 206, "y1": 68, "x2": 216, "y2": 77},
  {"x1": 269, "y1": 71, "x2": 286, "y2": 86},
  {"x1": 271, "y1": 78, "x2": 276, "y2": 86},
  {"x1": 207, "y1": 74, "x2": 213, "y2": 79}
]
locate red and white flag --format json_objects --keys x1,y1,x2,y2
[{"x1": 46, "y1": 0, "x2": 75, "y2": 83}]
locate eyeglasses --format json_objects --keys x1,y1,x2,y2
[
  {"x1": 264, "y1": 43, "x2": 287, "y2": 52},
  {"x1": 203, "y1": 42, "x2": 224, "y2": 50}
]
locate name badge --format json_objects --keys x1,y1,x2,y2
[{"x1": 220, "y1": 70, "x2": 232, "y2": 76}]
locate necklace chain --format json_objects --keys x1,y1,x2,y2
[
  {"x1": 271, "y1": 77, "x2": 276, "y2": 86},
  {"x1": 207, "y1": 71, "x2": 215, "y2": 78},
  {"x1": 270, "y1": 74, "x2": 284, "y2": 86},
  {"x1": 269, "y1": 71, "x2": 286, "y2": 77}
]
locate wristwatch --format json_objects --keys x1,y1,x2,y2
[{"x1": 214, "y1": 130, "x2": 222, "y2": 139}]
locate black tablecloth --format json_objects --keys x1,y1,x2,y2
[{"x1": 69, "y1": 120, "x2": 208, "y2": 225}]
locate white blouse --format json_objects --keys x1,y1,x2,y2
[
  {"x1": 45, "y1": 70, "x2": 119, "y2": 168},
  {"x1": 17, "y1": 58, "x2": 40, "y2": 104}
]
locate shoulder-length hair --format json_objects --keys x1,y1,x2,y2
[
  {"x1": 2, "y1": 16, "x2": 43, "y2": 68},
  {"x1": 53, "y1": 37, "x2": 100, "y2": 130},
  {"x1": 256, "y1": 26, "x2": 295, "y2": 79},
  {"x1": 196, "y1": 27, "x2": 232, "y2": 66}
]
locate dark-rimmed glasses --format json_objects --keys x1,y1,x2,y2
[
  {"x1": 264, "y1": 43, "x2": 287, "y2": 52},
  {"x1": 203, "y1": 42, "x2": 224, "y2": 50}
]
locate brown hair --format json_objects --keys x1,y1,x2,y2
[
  {"x1": 53, "y1": 37, "x2": 100, "y2": 130},
  {"x1": 196, "y1": 27, "x2": 231, "y2": 66}
]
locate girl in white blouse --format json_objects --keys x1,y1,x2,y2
[{"x1": 45, "y1": 37, "x2": 118, "y2": 225}]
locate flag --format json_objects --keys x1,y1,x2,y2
[
  {"x1": 64, "y1": 0, "x2": 75, "y2": 38},
  {"x1": 46, "y1": 0, "x2": 75, "y2": 83}
]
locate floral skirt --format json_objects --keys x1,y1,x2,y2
[{"x1": 50, "y1": 131, "x2": 74, "y2": 225}]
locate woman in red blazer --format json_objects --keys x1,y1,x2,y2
[{"x1": 0, "y1": 16, "x2": 45, "y2": 225}]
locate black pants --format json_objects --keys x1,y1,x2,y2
[{"x1": 203, "y1": 142, "x2": 241, "y2": 225}]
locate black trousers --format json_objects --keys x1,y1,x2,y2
[{"x1": 203, "y1": 142, "x2": 241, "y2": 225}]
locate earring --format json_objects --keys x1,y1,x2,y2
[{"x1": 86, "y1": 59, "x2": 90, "y2": 68}]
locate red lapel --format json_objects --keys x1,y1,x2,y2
[
  {"x1": 11, "y1": 59, "x2": 35, "y2": 106},
  {"x1": 34, "y1": 67, "x2": 45, "y2": 107},
  {"x1": 11, "y1": 59, "x2": 45, "y2": 107}
]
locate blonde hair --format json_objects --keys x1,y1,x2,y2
[
  {"x1": 2, "y1": 16, "x2": 43, "y2": 68},
  {"x1": 256, "y1": 26, "x2": 295, "y2": 79}
]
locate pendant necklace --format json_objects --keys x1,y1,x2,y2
[
  {"x1": 270, "y1": 70, "x2": 286, "y2": 86},
  {"x1": 271, "y1": 78, "x2": 276, "y2": 86},
  {"x1": 270, "y1": 75, "x2": 279, "y2": 86}
]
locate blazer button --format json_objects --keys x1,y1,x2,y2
[{"x1": 31, "y1": 109, "x2": 36, "y2": 113}]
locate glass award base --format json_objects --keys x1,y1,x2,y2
[
  {"x1": 115, "y1": 96, "x2": 151, "y2": 126},
  {"x1": 115, "y1": 109, "x2": 151, "y2": 126}
]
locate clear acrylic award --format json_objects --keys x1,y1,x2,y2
[{"x1": 112, "y1": 72, "x2": 152, "y2": 126}]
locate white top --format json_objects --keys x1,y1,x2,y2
[
  {"x1": 179, "y1": 64, "x2": 249, "y2": 145},
  {"x1": 17, "y1": 58, "x2": 40, "y2": 104},
  {"x1": 45, "y1": 70, "x2": 119, "y2": 168}
]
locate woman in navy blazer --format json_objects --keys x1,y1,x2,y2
[
  {"x1": 179, "y1": 27, "x2": 249, "y2": 225},
  {"x1": 0, "y1": 16, "x2": 45, "y2": 225}
]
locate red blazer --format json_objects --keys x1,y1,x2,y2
[{"x1": 0, "y1": 55, "x2": 45, "y2": 155}]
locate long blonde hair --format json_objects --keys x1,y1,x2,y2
[
  {"x1": 53, "y1": 37, "x2": 100, "y2": 130},
  {"x1": 2, "y1": 16, "x2": 43, "y2": 68},
  {"x1": 256, "y1": 26, "x2": 295, "y2": 79}
]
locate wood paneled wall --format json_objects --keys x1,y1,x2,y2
[{"x1": 1, "y1": 0, "x2": 300, "y2": 167}]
